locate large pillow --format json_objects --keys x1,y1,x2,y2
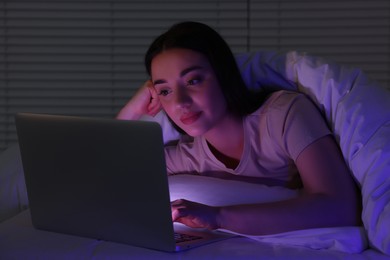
[
  {"x1": 151, "y1": 50, "x2": 390, "y2": 255},
  {"x1": 169, "y1": 174, "x2": 367, "y2": 253}
]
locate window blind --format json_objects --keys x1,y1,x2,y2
[
  {"x1": 1, "y1": 0, "x2": 389, "y2": 152},
  {"x1": 0, "y1": 0, "x2": 248, "y2": 152},
  {"x1": 249, "y1": 0, "x2": 390, "y2": 85}
]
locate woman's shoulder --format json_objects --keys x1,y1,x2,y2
[
  {"x1": 247, "y1": 89, "x2": 322, "y2": 135},
  {"x1": 266, "y1": 89, "x2": 308, "y2": 106},
  {"x1": 251, "y1": 90, "x2": 308, "y2": 116}
]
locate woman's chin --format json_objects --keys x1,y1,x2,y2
[{"x1": 182, "y1": 127, "x2": 206, "y2": 137}]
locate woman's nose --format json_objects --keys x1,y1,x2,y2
[{"x1": 175, "y1": 86, "x2": 192, "y2": 108}]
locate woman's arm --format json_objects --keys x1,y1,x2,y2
[
  {"x1": 116, "y1": 80, "x2": 161, "y2": 120},
  {"x1": 171, "y1": 135, "x2": 362, "y2": 235}
]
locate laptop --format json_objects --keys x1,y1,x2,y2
[{"x1": 15, "y1": 113, "x2": 234, "y2": 252}]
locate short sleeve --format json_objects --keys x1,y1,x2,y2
[
  {"x1": 164, "y1": 135, "x2": 207, "y2": 175},
  {"x1": 266, "y1": 91, "x2": 332, "y2": 161}
]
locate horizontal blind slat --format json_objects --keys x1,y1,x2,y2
[{"x1": 249, "y1": 0, "x2": 390, "y2": 89}]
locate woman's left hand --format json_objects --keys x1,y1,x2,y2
[{"x1": 171, "y1": 199, "x2": 220, "y2": 230}]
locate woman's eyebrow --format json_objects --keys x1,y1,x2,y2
[
  {"x1": 180, "y1": 65, "x2": 204, "y2": 77},
  {"x1": 153, "y1": 79, "x2": 166, "y2": 86},
  {"x1": 153, "y1": 65, "x2": 204, "y2": 86}
]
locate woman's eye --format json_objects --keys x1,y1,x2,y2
[
  {"x1": 158, "y1": 89, "x2": 172, "y2": 96},
  {"x1": 187, "y1": 78, "x2": 202, "y2": 86}
]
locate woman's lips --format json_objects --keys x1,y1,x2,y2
[{"x1": 180, "y1": 111, "x2": 202, "y2": 125}]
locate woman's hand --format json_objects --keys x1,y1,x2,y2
[
  {"x1": 171, "y1": 199, "x2": 221, "y2": 230},
  {"x1": 116, "y1": 80, "x2": 162, "y2": 120}
]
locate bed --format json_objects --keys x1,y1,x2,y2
[{"x1": 1, "y1": 50, "x2": 390, "y2": 259}]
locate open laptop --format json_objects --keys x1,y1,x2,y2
[{"x1": 15, "y1": 113, "x2": 234, "y2": 252}]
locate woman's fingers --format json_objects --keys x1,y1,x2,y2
[
  {"x1": 146, "y1": 81, "x2": 162, "y2": 116},
  {"x1": 171, "y1": 199, "x2": 188, "y2": 221},
  {"x1": 170, "y1": 199, "x2": 220, "y2": 230}
]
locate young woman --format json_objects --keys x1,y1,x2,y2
[{"x1": 117, "y1": 21, "x2": 361, "y2": 235}]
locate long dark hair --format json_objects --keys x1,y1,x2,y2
[{"x1": 145, "y1": 21, "x2": 267, "y2": 117}]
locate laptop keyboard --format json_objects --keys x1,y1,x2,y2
[{"x1": 174, "y1": 232, "x2": 203, "y2": 243}]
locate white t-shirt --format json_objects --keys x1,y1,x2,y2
[{"x1": 164, "y1": 90, "x2": 331, "y2": 182}]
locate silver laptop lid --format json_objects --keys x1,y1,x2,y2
[{"x1": 15, "y1": 113, "x2": 176, "y2": 251}]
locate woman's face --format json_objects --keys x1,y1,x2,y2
[{"x1": 151, "y1": 48, "x2": 229, "y2": 137}]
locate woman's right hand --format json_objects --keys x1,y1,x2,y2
[{"x1": 116, "y1": 80, "x2": 162, "y2": 120}]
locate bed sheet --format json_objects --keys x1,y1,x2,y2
[{"x1": 0, "y1": 210, "x2": 388, "y2": 260}]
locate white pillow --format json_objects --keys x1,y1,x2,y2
[
  {"x1": 169, "y1": 174, "x2": 298, "y2": 206},
  {"x1": 168, "y1": 174, "x2": 367, "y2": 253}
]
